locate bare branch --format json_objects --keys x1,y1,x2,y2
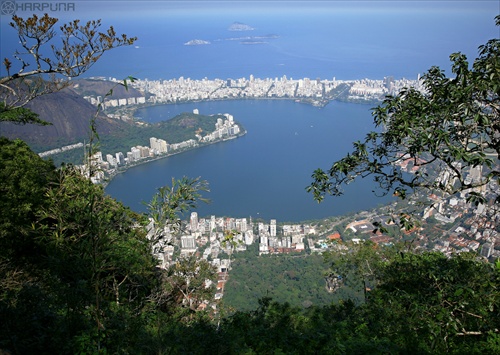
[{"x1": 0, "y1": 13, "x2": 137, "y2": 124}]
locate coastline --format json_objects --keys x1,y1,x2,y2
[
  {"x1": 40, "y1": 94, "x2": 376, "y2": 168},
  {"x1": 101, "y1": 129, "x2": 247, "y2": 187},
  {"x1": 123, "y1": 95, "x2": 375, "y2": 116}
]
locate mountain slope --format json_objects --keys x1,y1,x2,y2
[{"x1": 0, "y1": 88, "x2": 131, "y2": 152}]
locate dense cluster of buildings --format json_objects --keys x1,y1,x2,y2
[
  {"x1": 71, "y1": 76, "x2": 500, "y2": 305},
  {"x1": 89, "y1": 75, "x2": 422, "y2": 107},
  {"x1": 151, "y1": 214, "x2": 318, "y2": 269},
  {"x1": 145, "y1": 176, "x2": 500, "y2": 302},
  {"x1": 332, "y1": 160, "x2": 500, "y2": 261},
  {"x1": 139, "y1": 152, "x2": 498, "y2": 306},
  {"x1": 427, "y1": 196, "x2": 500, "y2": 259},
  {"x1": 147, "y1": 212, "x2": 318, "y2": 302},
  {"x1": 44, "y1": 75, "x2": 420, "y2": 158},
  {"x1": 83, "y1": 93, "x2": 146, "y2": 108},
  {"x1": 38, "y1": 142, "x2": 84, "y2": 158}
]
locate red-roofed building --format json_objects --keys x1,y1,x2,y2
[
  {"x1": 217, "y1": 281, "x2": 226, "y2": 292},
  {"x1": 328, "y1": 232, "x2": 341, "y2": 241},
  {"x1": 369, "y1": 235, "x2": 393, "y2": 245}
]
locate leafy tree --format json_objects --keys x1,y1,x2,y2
[
  {"x1": 37, "y1": 166, "x2": 157, "y2": 343},
  {"x1": 318, "y1": 240, "x2": 500, "y2": 353},
  {"x1": 0, "y1": 13, "x2": 226, "y2": 355},
  {"x1": 365, "y1": 252, "x2": 500, "y2": 353},
  {"x1": 0, "y1": 137, "x2": 56, "y2": 262},
  {"x1": 308, "y1": 15, "x2": 500, "y2": 220},
  {"x1": 0, "y1": 151, "x2": 157, "y2": 353},
  {"x1": 151, "y1": 255, "x2": 216, "y2": 316},
  {"x1": 0, "y1": 139, "x2": 217, "y2": 353},
  {"x1": 304, "y1": 18, "x2": 500, "y2": 351},
  {"x1": 146, "y1": 176, "x2": 209, "y2": 246},
  {"x1": 323, "y1": 240, "x2": 395, "y2": 302},
  {"x1": 1, "y1": 13, "x2": 137, "y2": 124},
  {"x1": 223, "y1": 253, "x2": 341, "y2": 311}
]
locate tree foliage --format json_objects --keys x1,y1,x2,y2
[
  {"x1": 0, "y1": 137, "x2": 56, "y2": 260},
  {"x1": 223, "y1": 253, "x2": 351, "y2": 311},
  {"x1": 1, "y1": 13, "x2": 137, "y2": 124},
  {"x1": 308, "y1": 15, "x2": 500, "y2": 214},
  {"x1": 218, "y1": 248, "x2": 500, "y2": 354},
  {"x1": 369, "y1": 251, "x2": 500, "y2": 353},
  {"x1": 151, "y1": 255, "x2": 216, "y2": 317},
  {"x1": 0, "y1": 139, "x2": 216, "y2": 353},
  {"x1": 96, "y1": 113, "x2": 224, "y2": 164},
  {"x1": 146, "y1": 176, "x2": 209, "y2": 245}
]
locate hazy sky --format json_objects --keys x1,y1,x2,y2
[
  {"x1": 1, "y1": 1, "x2": 498, "y2": 19},
  {"x1": 2, "y1": 1, "x2": 497, "y2": 40},
  {"x1": 75, "y1": 1, "x2": 499, "y2": 18}
]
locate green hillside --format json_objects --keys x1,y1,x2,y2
[{"x1": 49, "y1": 112, "x2": 228, "y2": 165}]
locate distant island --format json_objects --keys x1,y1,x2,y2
[
  {"x1": 240, "y1": 40, "x2": 267, "y2": 45},
  {"x1": 225, "y1": 34, "x2": 280, "y2": 44},
  {"x1": 184, "y1": 24, "x2": 276, "y2": 46},
  {"x1": 184, "y1": 39, "x2": 211, "y2": 46},
  {"x1": 228, "y1": 22, "x2": 255, "y2": 31}
]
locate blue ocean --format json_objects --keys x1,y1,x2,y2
[{"x1": 83, "y1": 3, "x2": 497, "y2": 81}]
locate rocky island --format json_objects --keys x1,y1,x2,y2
[
  {"x1": 228, "y1": 22, "x2": 254, "y2": 31},
  {"x1": 184, "y1": 39, "x2": 211, "y2": 46}
]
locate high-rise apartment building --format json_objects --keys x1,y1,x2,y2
[
  {"x1": 481, "y1": 243, "x2": 493, "y2": 258},
  {"x1": 270, "y1": 219, "x2": 277, "y2": 237},
  {"x1": 180, "y1": 235, "x2": 197, "y2": 255},
  {"x1": 210, "y1": 215, "x2": 216, "y2": 232},
  {"x1": 131, "y1": 147, "x2": 141, "y2": 160},
  {"x1": 190, "y1": 212, "x2": 198, "y2": 232},
  {"x1": 115, "y1": 152, "x2": 125, "y2": 165}
]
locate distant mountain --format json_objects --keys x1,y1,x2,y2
[{"x1": 0, "y1": 88, "x2": 131, "y2": 152}]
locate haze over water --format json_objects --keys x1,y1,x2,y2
[{"x1": 1, "y1": 1, "x2": 497, "y2": 221}]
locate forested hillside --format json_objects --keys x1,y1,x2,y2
[
  {"x1": 99, "y1": 112, "x2": 225, "y2": 155},
  {"x1": 223, "y1": 248, "x2": 363, "y2": 311},
  {"x1": 48, "y1": 112, "x2": 229, "y2": 166}
]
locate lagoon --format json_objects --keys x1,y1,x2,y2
[{"x1": 105, "y1": 99, "x2": 393, "y2": 222}]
